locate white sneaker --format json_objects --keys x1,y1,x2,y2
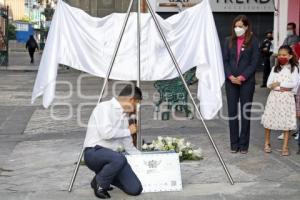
[
  {"x1": 277, "y1": 133, "x2": 284, "y2": 140},
  {"x1": 295, "y1": 133, "x2": 299, "y2": 140}
]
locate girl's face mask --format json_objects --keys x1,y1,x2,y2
[
  {"x1": 277, "y1": 49, "x2": 292, "y2": 65},
  {"x1": 278, "y1": 57, "x2": 289, "y2": 65}
]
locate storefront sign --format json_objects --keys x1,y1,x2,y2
[
  {"x1": 155, "y1": 0, "x2": 201, "y2": 12},
  {"x1": 126, "y1": 152, "x2": 182, "y2": 193},
  {"x1": 154, "y1": 0, "x2": 274, "y2": 12},
  {"x1": 211, "y1": 0, "x2": 275, "y2": 12},
  {"x1": 15, "y1": 23, "x2": 29, "y2": 32}
]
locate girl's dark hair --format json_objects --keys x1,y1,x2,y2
[
  {"x1": 274, "y1": 45, "x2": 299, "y2": 73},
  {"x1": 229, "y1": 15, "x2": 253, "y2": 48}
]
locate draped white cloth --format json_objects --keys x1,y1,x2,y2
[{"x1": 31, "y1": 0, "x2": 224, "y2": 120}]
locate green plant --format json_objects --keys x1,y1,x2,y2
[
  {"x1": 42, "y1": 4, "x2": 55, "y2": 21},
  {"x1": 8, "y1": 23, "x2": 16, "y2": 40}
]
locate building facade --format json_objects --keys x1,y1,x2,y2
[
  {"x1": 273, "y1": 0, "x2": 300, "y2": 52},
  {"x1": 65, "y1": 0, "x2": 138, "y2": 17},
  {"x1": 0, "y1": 0, "x2": 7, "y2": 50},
  {"x1": 5, "y1": 0, "x2": 25, "y2": 21},
  {"x1": 57, "y1": 0, "x2": 300, "y2": 53},
  {"x1": 287, "y1": 0, "x2": 300, "y2": 35}
]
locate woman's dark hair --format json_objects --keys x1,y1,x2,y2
[
  {"x1": 229, "y1": 15, "x2": 253, "y2": 48},
  {"x1": 274, "y1": 45, "x2": 299, "y2": 73},
  {"x1": 118, "y1": 84, "x2": 143, "y2": 100}
]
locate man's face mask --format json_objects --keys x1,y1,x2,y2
[
  {"x1": 287, "y1": 30, "x2": 294, "y2": 36},
  {"x1": 267, "y1": 34, "x2": 273, "y2": 40}
]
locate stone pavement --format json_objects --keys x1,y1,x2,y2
[
  {"x1": 0, "y1": 69, "x2": 299, "y2": 200},
  {"x1": 0, "y1": 51, "x2": 41, "y2": 72}
]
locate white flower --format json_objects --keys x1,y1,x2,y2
[
  {"x1": 178, "y1": 145, "x2": 186, "y2": 151},
  {"x1": 142, "y1": 136, "x2": 202, "y2": 161},
  {"x1": 178, "y1": 139, "x2": 185, "y2": 145},
  {"x1": 165, "y1": 137, "x2": 172, "y2": 142},
  {"x1": 142, "y1": 144, "x2": 148, "y2": 150},
  {"x1": 193, "y1": 148, "x2": 202, "y2": 158},
  {"x1": 153, "y1": 140, "x2": 164, "y2": 150}
]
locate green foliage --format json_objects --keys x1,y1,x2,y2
[
  {"x1": 8, "y1": 23, "x2": 16, "y2": 40},
  {"x1": 20, "y1": 16, "x2": 31, "y2": 23},
  {"x1": 42, "y1": 4, "x2": 55, "y2": 21}
]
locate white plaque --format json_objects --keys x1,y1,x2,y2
[{"x1": 126, "y1": 152, "x2": 182, "y2": 193}]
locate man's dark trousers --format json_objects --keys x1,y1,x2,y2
[
  {"x1": 84, "y1": 145, "x2": 143, "y2": 196},
  {"x1": 298, "y1": 127, "x2": 300, "y2": 146},
  {"x1": 262, "y1": 56, "x2": 271, "y2": 86},
  {"x1": 28, "y1": 49, "x2": 35, "y2": 63}
]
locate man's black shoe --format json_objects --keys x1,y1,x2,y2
[
  {"x1": 94, "y1": 187, "x2": 111, "y2": 199},
  {"x1": 260, "y1": 85, "x2": 266, "y2": 88},
  {"x1": 91, "y1": 176, "x2": 97, "y2": 189},
  {"x1": 90, "y1": 177, "x2": 110, "y2": 199},
  {"x1": 91, "y1": 176, "x2": 113, "y2": 191}
]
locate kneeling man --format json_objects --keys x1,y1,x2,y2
[{"x1": 83, "y1": 85, "x2": 143, "y2": 199}]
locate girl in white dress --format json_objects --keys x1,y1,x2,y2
[{"x1": 261, "y1": 45, "x2": 299, "y2": 156}]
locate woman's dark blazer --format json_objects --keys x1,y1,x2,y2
[{"x1": 223, "y1": 36, "x2": 260, "y2": 82}]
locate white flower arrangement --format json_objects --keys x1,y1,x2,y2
[{"x1": 142, "y1": 136, "x2": 203, "y2": 161}]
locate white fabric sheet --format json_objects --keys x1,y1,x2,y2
[{"x1": 31, "y1": 0, "x2": 224, "y2": 119}]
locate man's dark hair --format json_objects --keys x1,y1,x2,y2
[
  {"x1": 287, "y1": 22, "x2": 296, "y2": 29},
  {"x1": 265, "y1": 30, "x2": 273, "y2": 35},
  {"x1": 118, "y1": 85, "x2": 142, "y2": 100}
]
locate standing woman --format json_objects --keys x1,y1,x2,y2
[{"x1": 223, "y1": 15, "x2": 259, "y2": 154}]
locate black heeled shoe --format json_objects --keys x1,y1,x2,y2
[
  {"x1": 230, "y1": 149, "x2": 239, "y2": 153},
  {"x1": 240, "y1": 150, "x2": 248, "y2": 154}
]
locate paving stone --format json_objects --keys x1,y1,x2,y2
[{"x1": 1, "y1": 71, "x2": 300, "y2": 200}]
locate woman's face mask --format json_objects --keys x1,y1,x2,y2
[
  {"x1": 234, "y1": 27, "x2": 246, "y2": 37},
  {"x1": 234, "y1": 20, "x2": 247, "y2": 37}
]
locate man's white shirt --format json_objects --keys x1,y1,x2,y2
[{"x1": 83, "y1": 98, "x2": 140, "y2": 154}]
